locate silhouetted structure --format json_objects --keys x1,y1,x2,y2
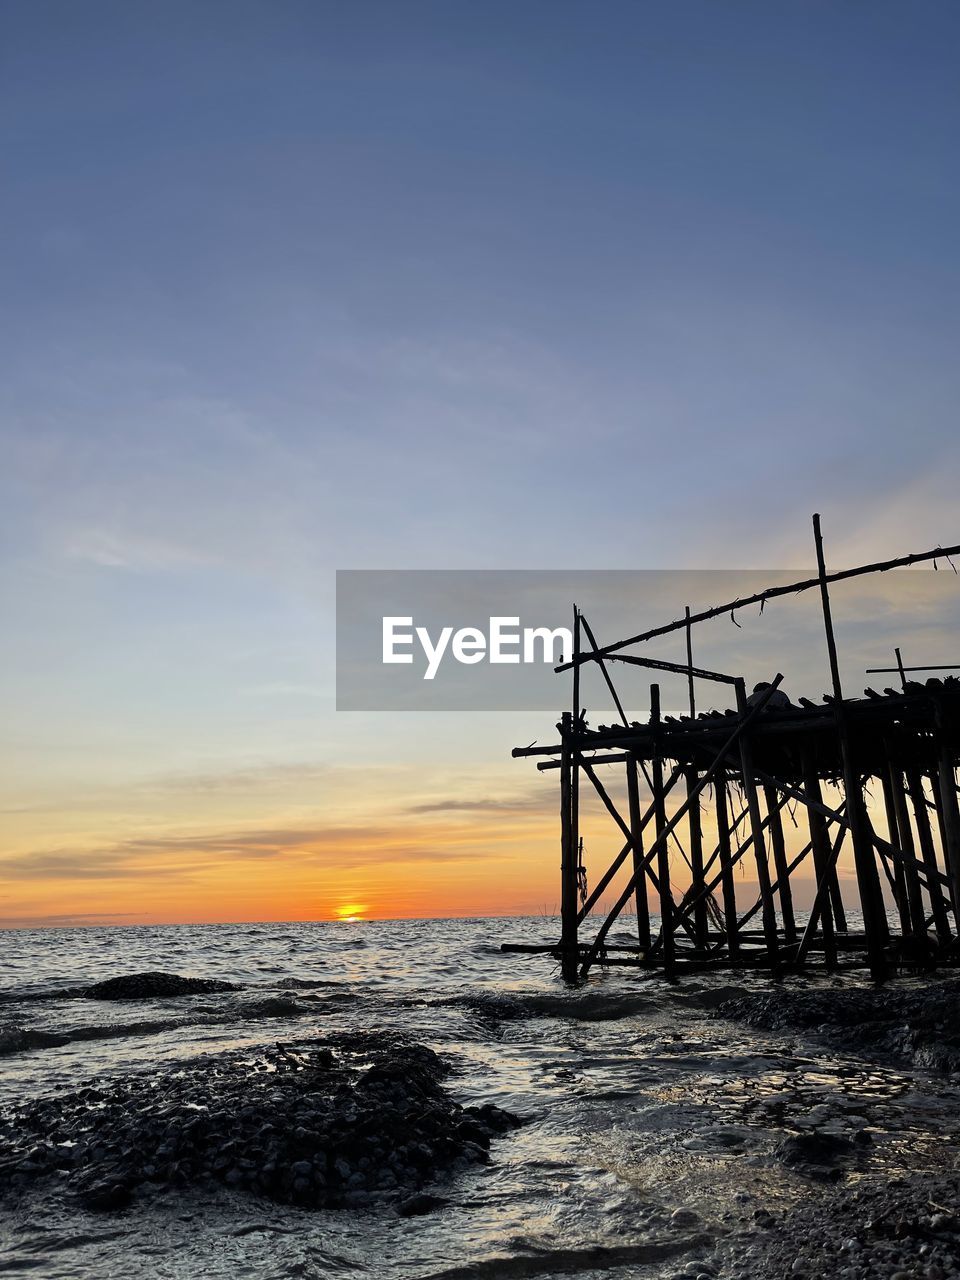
[{"x1": 506, "y1": 515, "x2": 960, "y2": 981}]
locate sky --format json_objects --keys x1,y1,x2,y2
[{"x1": 2, "y1": 1, "x2": 959, "y2": 926}]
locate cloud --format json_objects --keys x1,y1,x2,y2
[
  {"x1": 64, "y1": 528, "x2": 217, "y2": 572},
  {"x1": 0, "y1": 813, "x2": 530, "y2": 883},
  {"x1": 145, "y1": 761, "x2": 333, "y2": 795},
  {"x1": 0, "y1": 911, "x2": 148, "y2": 928},
  {"x1": 407, "y1": 790, "x2": 549, "y2": 815}
]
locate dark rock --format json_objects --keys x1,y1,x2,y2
[
  {"x1": 77, "y1": 1178, "x2": 135, "y2": 1211},
  {"x1": 776, "y1": 1131, "x2": 856, "y2": 1167},
  {"x1": 398, "y1": 1192, "x2": 447, "y2": 1216},
  {"x1": 716, "y1": 980, "x2": 960, "y2": 1072},
  {"x1": 0, "y1": 1032, "x2": 518, "y2": 1214},
  {"x1": 83, "y1": 973, "x2": 238, "y2": 1000}
]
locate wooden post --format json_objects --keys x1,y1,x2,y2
[
  {"x1": 685, "y1": 766, "x2": 708, "y2": 950},
  {"x1": 715, "y1": 777, "x2": 739, "y2": 956},
  {"x1": 649, "y1": 685, "x2": 675, "y2": 974},
  {"x1": 626, "y1": 757, "x2": 651, "y2": 950},
  {"x1": 812, "y1": 513, "x2": 888, "y2": 978},
  {"x1": 571, "y1": 606, "x2": 581, "y2": 912},
  {"x1": 879, "y1": 768, "x2": 916, "y2": 938},
  {"x1": 735, "y1": 678, "x2": 779, "y2": 969},
  {"x1": 801, "y1": 756, "x2": 837, "y2": 968},
  {"x1": 936, "y1": 732, "x2": 960, "y2": 921},
  {"x1": 764, "y1": 781, "x2": 796, "y2": 944},
  {"x1": 559, "y1": 711, "x2": 578, "y2": 981},
  {"x1": 895, "y1": 646, "x2": 907, "y2": 691},
  {"x1": 906, "y1": 764, "x2": 951, "y2": 942},
  {"x1": 887, "y1": 763, "x2": 929, "y2": 941},
  {"x1": 685, "y1": 605, "x2": 696, "y2": 719}
]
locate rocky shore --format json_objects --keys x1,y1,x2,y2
[
  {"x1": 718, "y1": 977, "x2": 960, "y2": 1072},
  {"x1": 0, "y1": 1029, "x2": 520, "y2": 1215},
  {"x1": 706, "y1": 979, "x2": 960, "y2": 1280}
]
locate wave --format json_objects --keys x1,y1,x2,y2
[
  {"x1": 447, "y1": 990, "x2": 653, "y2": 1023},
  {"x1": 0, "y1": 995, "x2": 335, "y2": 1058},
  {"x1": 418, "y1": 1233, "x2": 711, "y2": 1279}
]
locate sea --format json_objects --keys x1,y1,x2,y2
[{"x1": 2, "y1": 917, "x2": 959, "y2": 1279}]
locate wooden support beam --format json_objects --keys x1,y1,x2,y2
[
  {"x1": 812, "y1": 513, "x2": 888, "y2": 979},
  {"x1": 577, "y1": 674, "x2": 785, "y2": 976},
  {"x1": 888, "y1": 764, "x2": 934, "y2": 939},
  {"x1": 715, "y1": 778, "x2": 739, "y2": 956},
  {"x1": 906, "y1": 764, "x2": 952, "y2": 942},
  {"x1": 606, "y1": 652, "x2": 739, "y2": 684},
  {"x1": 671, "y1": 789, "x2": 805, "y2": 935},
  {"x1": 575, "y1": 766, "x2": 683, "y2": 922},
  {"x1": 575, "y1": 757, "x2": 694, "y2": 936},
  {"x1": 559, "y1": 711, "x2": 578, "y2": 982},
  {"x1": 579, "y1": 612, "x2": 629, "y2": 727},
  {"x1": 885, "y1": 757, "x2": 926, "y2": 942},
  {"x1": 627, "y1": 757, "x2": 651, "y2": 950},
  {"x1": 685, "y1": 605, "x2": 696, "y2": 718},
  {"x1": 764, "y1": 780, "x2": 796, "y2": 944},
  {"x1": 538, "y1": 752, "x2": 630, "y2": 770},
  {"x1": 685, "y1": 765, "x2": 708, "y2": 949},
  {"x1": 795, "y1": 813, "x2": 845, "y2": 968},
  {"x1": 651, "y1": 685, "x2": 676, "y2": 976},
  {"x1": 557, "y1": 537, "x2": 960, "y2": 673},
  {"x1": 735, "y1": 678, "x2": 779, "y2": 970},
  {"x1": 935, "y1": 725, "x2": 960, "y2": 921}
]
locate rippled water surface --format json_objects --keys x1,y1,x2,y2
[{"x1": 3, "y1": 918, "x2": 960, "y2": 1279}]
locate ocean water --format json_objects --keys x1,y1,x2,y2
[{"x1": 2, "y1": 917, "x2": 960, "y2": 1280}]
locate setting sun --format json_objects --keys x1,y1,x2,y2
[{"x1": 335, "y1": 904, "x2": 369, "y2": 922}]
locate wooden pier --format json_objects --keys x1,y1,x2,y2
[{"x1": 506, "y1": 516, "x2": 960, "y2": 981}]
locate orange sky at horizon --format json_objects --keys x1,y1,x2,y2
[{"x1": 0, "y1": 768, "x2": 867, "y2": 930}]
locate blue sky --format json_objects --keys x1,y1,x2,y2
[{"x1": 2, "y1": 2, "x2": 959, "y2": 921}]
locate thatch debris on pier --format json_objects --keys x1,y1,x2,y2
[{"x1": 506, "y1": 515, "x2": 960, "y2": 981}]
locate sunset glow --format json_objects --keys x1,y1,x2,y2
[{"x1": 335, "y1": 904, "x2": 369, "y2": 922}]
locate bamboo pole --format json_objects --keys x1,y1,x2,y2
[
  {"x1": 934, "y1": 702, "x2": 960, "y2": 921},
  {"x1": 577, "y1": 676, "x2": 786, "y2": 975},
  {"x1": 735, "y1": 679, "x2": 779, "y2": 969},
  {"x1": 557, "y1": 537, "x2": 960, "y2": 674},
  {"x1": 685, "y1": 605, "x2": 696, "y2": 718},
  {"x1": 559, "y1": 711, "x2": 578, "y2": 981},
  {"x1": 575, "y1": 766, "x2": 683, "y2": 921},
  {"x1": 685, "y1": 766, "x2": 708, "y2": 948},
  {"x1": 627, "y1": 758, "x2": 651, "y2": 950},
  {"x1": 715, "y1": 778, "x2": 739, "y2": 957},
  {"x1": 764, "y1": 781, "x2": 796, "y2": 944},
  {"x1": 906, "y1": 764, "x2": 951, "y2": 942},
  {"x1": 879, "y1": 768, "x2": 916, "y2": 937},
  {"x1": 812, "y1": 513, "x2": 888, "y2": 978},
  {"x1": 888, "y1": 765, "x2": 930, "y2": 941},
  {"x1": 575, "y1": 756, "x2": 698, "y2": 942},
  {"x1": 650, "y1": 685, "x2": 675, "y2": 976}
]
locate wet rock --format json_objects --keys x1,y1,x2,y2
[
  {"x1": 398, "y1": 1191, "x2": 447, "y2": 1216},
  {"x1": 0, "y1": 1026, "x2": 70, "y2": 1056},
  {"x1": 238, "y1": 996, "x2": 305, "y2": 1019},
  {"x1": 83, "y1": 973, "x2": 238, "y2": 1000},
  {"x1": 76, "y1": 1177, "x2": 135, "y2": 1211},
  {"x1": 776, "y1": 1131, "x2": 856, "y2": 1167},
  {"x1": 0, "y1": 1032, "x2": 519, "y2": 1214},
  {"x1": 670, "y1": 1207, "x2": 700, "y2": 1227},
  {"x1": 716, "y1": 980, "x2": 960, "y2": 1072}
]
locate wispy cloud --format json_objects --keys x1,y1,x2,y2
[
  {"x1": 64, "y1": 528, "x2": 218, "y2": 572},
  {"x1": 407, "y1": 790, "x2": 548, "y2": 815},
  {"x1": 0, "y1": 813, "x2": 532, "y2": 883}
]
